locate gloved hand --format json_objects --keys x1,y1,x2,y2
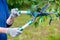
[
  {"x1": 10, "y1": 8, "x2": 20, "y2": 18},
  {"x1": 6, "y1": 28, "x2": 22, "y2": 37}
]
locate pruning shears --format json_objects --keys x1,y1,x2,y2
[
  {"x1": 18, "y1": 3, "x2": 59, "y2": 32},
  {"x1": 18, "y1": 4, "x2": 51, "y2": 31}
]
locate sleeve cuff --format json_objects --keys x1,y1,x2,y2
[{"x1": 6, "y1": 23, "x2": 12, "y2": 28}]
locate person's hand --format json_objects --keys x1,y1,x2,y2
[
  {"x1": 6, "y1": 28, "x2": 22, "y2": 37},
  {"x1": 10, "y1": 8, "x2": 20, "y2": 18}
]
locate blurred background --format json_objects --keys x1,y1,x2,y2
[{"x1": 7, "y1": 0, "x2": 60, "y2": 40}]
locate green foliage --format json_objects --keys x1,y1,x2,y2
[
  {"x1": 7, "y1": 0, "x2": 60, "y2": 27},
  {"x1": 7, "y1": 0, "x2": 48, "y2": 9},
  {"x1": 7, "y1": 0, "x2": 60, "y2": 40},
  {"x1": 7, "y1": 0, "x2": 60, "y2": 10}
]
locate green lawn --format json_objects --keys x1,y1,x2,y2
[{"x1": 8, "y1": 14, "x2": 60, "y2": 40}]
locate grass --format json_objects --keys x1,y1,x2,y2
[{"x1": 8, "y1": 14, "x2": 60, "y2": 40}]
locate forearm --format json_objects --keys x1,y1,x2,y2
[
  {"x1": 0, "y1": 27, "x2": 22, "y2": 37},
  {"x1": 6, "y1": 16, "x2": 14, "y2": 25},
  {"x1": 0, "y1": 28, "x2": 7, "y2": 33},
  {"x1": 6, "y1": 8, "x2": 19, "y2": 25}
]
